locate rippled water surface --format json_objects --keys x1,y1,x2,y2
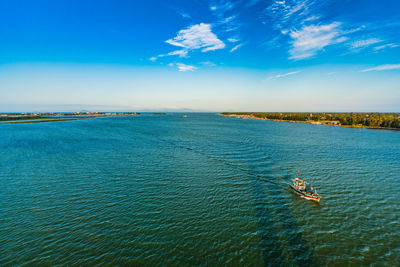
[{"x1": 1, "y1": 113, "x2": 399, "y2": 266}]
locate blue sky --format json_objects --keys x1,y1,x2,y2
[{"x1": 1, "y1": 0, "x2": 399, "y2": 112}]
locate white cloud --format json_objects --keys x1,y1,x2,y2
[
  {"x1": 268, "y1": 71, "x2": 301, "y2": 80},
  {"x1": 230, "y1": 44, "x2": 242, "y2": 52},
  {"x1": 289, "y1": 22, "x2": 344, "y2": 60},
  {"x1": 360, "y1": 64, "x2": 400, "y2": 72},
  {"x1": 227, "y1": 38, "x2": 239, "y2": 43},
  {"x1": 176, "y1": 63, "x2": 197, "y2": 72},
  {"x1": 167, "y1": 49, "x2": 188, "y2": 57},
  {"x1": 351, "y1": 38, "x2": 382, "y2": 49},
  {"x1": 165, "y1": 23, "x2": 225, "y2": 53},
  {"x1": 150, "y1": 23, "x2": 225, "y2": 63}
]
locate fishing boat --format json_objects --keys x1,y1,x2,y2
[{"x1": 289, "y1": 171, "x2": 322, "y2": 202}]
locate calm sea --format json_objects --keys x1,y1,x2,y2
[{"x1": 1, "y1": 113, "x2": 399, "y2": 266}]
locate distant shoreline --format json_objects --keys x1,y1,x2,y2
[
  {"x1": 0, "y1": 112, "x2": 139, "y2": 125},
  {"x1": 0, "y1": 112, "x2": 171, "y2": 125},
  {"x1": 219, "y1": 113, "x2": 400, "y2": 131}
]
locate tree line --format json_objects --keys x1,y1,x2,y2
[{"x1": 221, "y1": 112, "x2": 400, "y2": 129}]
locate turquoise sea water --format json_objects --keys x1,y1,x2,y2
[{"x1": 1, "y1": 113, "x2": 399, "y2": 266}]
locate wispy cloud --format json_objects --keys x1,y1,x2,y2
[
  {"x1": 351, "y1": 38, "x2": 382, "y2": 49},
  {"x1": 200, "y1": 61, "x2": 216, "y2": 67},
  {"x1": 149, "y1": 49, "x2": 188, "y2": 62},
  {"x1": 167, "y1": 49, "x2": 188, "y2": 57},
  {"x1": 176, "y1": 63, "x2": 198, "y2": 72},
  {"x1": 373, "y1": 43, "x2": 399, "y2": 51},
  {"x1": 360, "y1": 64, "x2": 400, "y2": 72},
  {"x1": 167, "y1": 62, "x2": 198, "y2": 72},
  {"x1": 222, "y1": 15, "x2": 236, "y2": 23},
  {"x1": 342, "y1": 25, "x2": 366, "y2": 35},
  {"x1": 283, "y1": 0, "x2": 309, "y2": 21},
  {"x1": 209, "y1": 0, "x2": 241, "y2": 34},
  {"x1": 166, "y1": 23, "x2": 225, "y2": 53},
  {"x1": 227, "y1": 38, "x2": 239, "y2": 43},
  {"x1": 219, "y1": 14, "x2": 241, "y2": 32},
  {"x1": 209, "y1": 0, "x2": 236, "y2": 15},
  {"x1": 230, "y1": 44, "x2": 242, "y2": 52},
  {"x1": 263, "y1": 0, "x2": 394, "y2": 60},
  {"x1": 289, "y1": 22, "x2": 345, "y2": 60},
  {"x1": 264, "y1": 1, "x2": 350, "y2": 59},
  {"x1": 268, "y1": 71, "x2": 301, "y2": 80},
  {"x1": 170, "y1": 6, "x2": 191, "y2": 20},
  {"x1": 179, "y1": 12, "x2": 191, "y2": 19},
  {"x1": 266, "y1": 0, "x2": 314, "y2": 30},
  {"x1": 303, "y1": 15, "x2": 320, "y2": 23}
]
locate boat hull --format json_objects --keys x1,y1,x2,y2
[{"x1": 289, "y1": 184, "x2": 322, "y2": 202}]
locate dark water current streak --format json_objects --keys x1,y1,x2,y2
[
  {"x1": 160, "y1": 130, "x2": 309, "y2": 266},
  {"x1": 0, "y1": 113, "x2": 399, "y2": 266},
  {"x1": 205, "y1": 134, "x2": 316, "y2": 266}
]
